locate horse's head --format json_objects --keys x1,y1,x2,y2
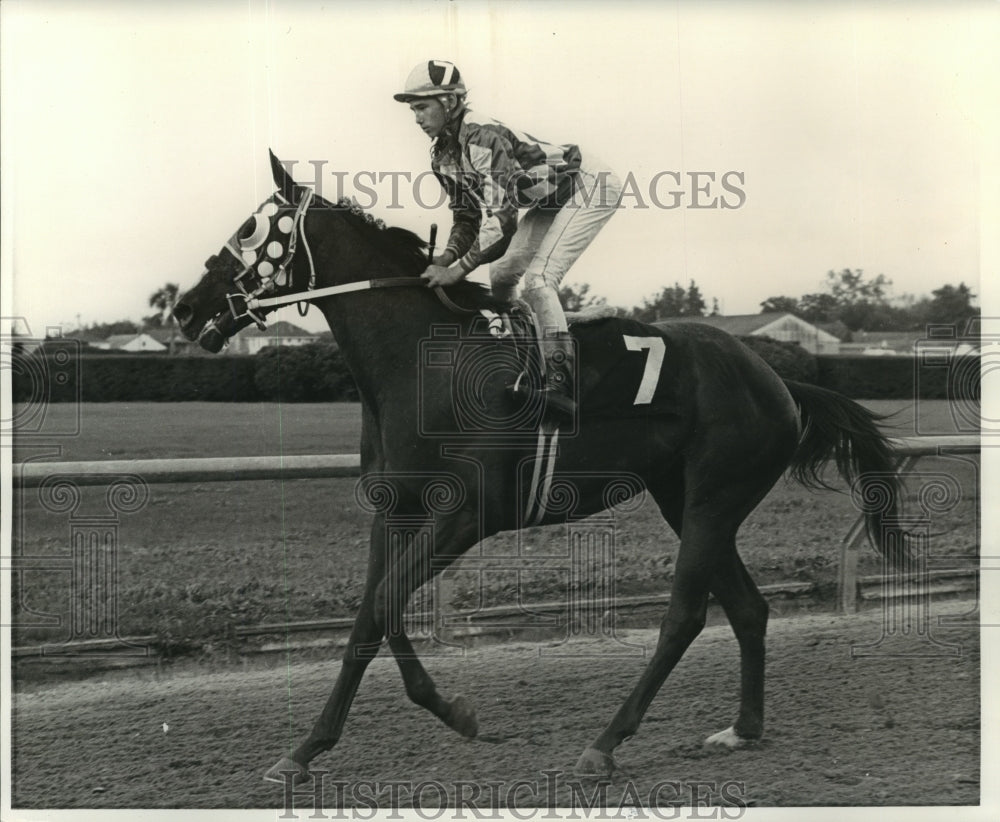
[
  {"x1": 174, "y1": 152, "x2": 315, "y2": 352},
  {"x1": 176, "y1": 151, "x2": 438, "y2": 352}
]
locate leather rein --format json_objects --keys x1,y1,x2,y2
[{"x1": 225, "y1": 189, "x2": 475, "y2": 329}]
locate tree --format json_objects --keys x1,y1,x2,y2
[
  {"x1": 919, "y1": 282, "x2": 979, "y2": 328},
  {"x1": 630, "y1": 280, "x2": 708, "y2": 323},
  {"x1": 81, "y1": 320, "x2": 141, "y2": 338},
  {"x1": 797, "y1": 292, "x2": 840, "y2": 324},
  {"x1": 838, "y1": 301, "x2": 913, "y2": 333},
  {"x1": 685, "y1": 280, "x2": 706, "y2": 317},
  {"x1": 147, "y1": 282, "x2": 180, "y2": 354},
  {"x1": 763, "y1": 272, "x2": 976, "y2": 334},
  {"x1": 795, "y1": 269, "x2": 893, "y2": 331},
  {"x1": 558, "y1": 282, "x2": 606, "y2": 313},
  {"x1": 759, "y1": 296, "x2": 800, "y2": 315},
  {"x1": 825, "y1": 268, "x2": 891, "y2": 306}
]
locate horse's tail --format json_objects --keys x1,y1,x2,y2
[{"x1": 783, "y1": 380, "x2": 907, "y2": 566}]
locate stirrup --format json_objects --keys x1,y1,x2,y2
[{"x1": 507, "y1": 374, "x2": 575, "y2": 418}]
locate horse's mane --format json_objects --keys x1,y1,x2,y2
[
  {"x1": 313, "y1": 193, "x2": 428, "y2": 274},
  {"x1": 312, "y1": 192, "x2": 507, "y2": 311}
]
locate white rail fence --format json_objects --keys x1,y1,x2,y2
[{"x1": 837, "y1": 434, "x2": 979, "y2": 612}]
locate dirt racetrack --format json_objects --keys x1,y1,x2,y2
[{"x1": 12, "y1": 601, "x2": 980, "y2": 811}]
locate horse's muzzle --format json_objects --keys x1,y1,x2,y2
[{"x1": 196, "y1": 320, "x2": 228, "y2": 353}]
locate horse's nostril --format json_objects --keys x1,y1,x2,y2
[{"x1": 173, "y1": 303, "x2": 193, "y2": 327}]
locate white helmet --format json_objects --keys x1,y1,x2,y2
[{"x1": 393, "y1": 60, "x2": 467, "y2": 102}]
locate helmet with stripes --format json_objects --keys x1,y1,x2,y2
[{"x1": 393, "y1": 60, "x2": 467, "y2": 102}]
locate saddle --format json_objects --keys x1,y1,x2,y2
[
  {"x1": 424, "y1": 292, "x2": 679, "y2": 436},
  {"x1": 425, "y1": 292, "x2": 679, "y2": 524}
]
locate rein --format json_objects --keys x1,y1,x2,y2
[
  {"x1": 244, "y1": 277, "x2": 478, "y2": 317},
  {"x1": 245, "y1": 277, "x2": 432, "y2": 311},
  {"x1": 226, "y1": 193, "x2": 478, "y2": 323}
]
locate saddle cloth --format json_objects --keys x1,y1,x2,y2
[
  {"x1": 462, "y1": 307, "x2": 681, "y2": 422},
  {"x1": 571, "y1": 316, "x2": 682, "y2": 419}
]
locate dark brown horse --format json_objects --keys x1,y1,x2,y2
[{"x1": 174, "y1": 152, "x2": 903, "y2": 783}]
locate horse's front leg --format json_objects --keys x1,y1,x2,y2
[
  {"x1": 264, "y1": 516, "x2": 390, "y2": 785},
  {"x1": 387, "y1": 634, "x2": 479, "y2": 738},
  {"x1": 381, "y1": 509, "x2": 482, "y2": 738}
]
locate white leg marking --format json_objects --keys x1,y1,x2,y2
[{"x1": 704, "y1": 726, "x2": 748, "y2": 748}]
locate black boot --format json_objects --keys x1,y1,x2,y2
[{"x1": 539, "y1": 332, "x2": 576, "y2": 421}]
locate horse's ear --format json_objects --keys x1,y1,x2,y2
[{"x1": 269, "y1": 150, "x2": 300, "y2": 201}]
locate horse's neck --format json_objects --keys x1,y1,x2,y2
[
  {"x1": 317, "y1": 290, "x2": 443, "y2": 412},
  {"x1": 309, "y1": 221, "x2": 435, "y2": 410}
]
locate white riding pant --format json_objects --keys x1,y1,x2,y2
[{"x1": 489, "y1": 158, "x2": 621, "y2": 313}]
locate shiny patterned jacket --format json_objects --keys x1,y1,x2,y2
[{"x1": 431, "y1": 108, "x2": 583, "y2": 274}]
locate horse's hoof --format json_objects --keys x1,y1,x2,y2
[
  {"x1": 574, "y1": 746, "x2": 616, "y2": 777},
  {"x1": 447, "y1": 696, "x2": 479, "y2": 738},
  {"x1": 263, "y1": 756, "x2": 310, "y2": 785},
  {"x1": 704, "y1": 726, "x2": 754, "y2": 749}
]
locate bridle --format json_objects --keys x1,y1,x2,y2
[
  {"x1": 222, "y1": 188, "x2": 317, "y2": 330},
  {"x1": 221, "y1": 190, "x2": 475, "y2": 333}
]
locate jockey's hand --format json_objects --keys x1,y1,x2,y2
[{"x1": 421, "y1": 265, "x2": 465, "y2": 288}]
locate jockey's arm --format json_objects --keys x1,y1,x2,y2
[
  {"x1": 420, "y1": 179, "x2": 478, "y2": 287},
  {"x1": 430, "y1": 131, "x2": 520, "y2": 283},
  {"x1": 433, "y1": 171, "x2": 480, "y2": 267},
  {"x1": 453, "y1": 128, "x2": 521, "y2": 274},
  {"x1": 421, "y1": 261, "x2": 466, "y2": 288}
]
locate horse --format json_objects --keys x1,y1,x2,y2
[{"x1": 173, "y1": 151, "x2": 904, "y2": 784}]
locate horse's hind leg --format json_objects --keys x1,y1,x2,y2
[
  {"x1": 704, "y1": 551, "x2": 768, "y2": 747},
  {"x1": 650, "y1": 494, "x2": 769, "y2": 745},
  {"x1": 575, "y1": 515, "x2": 719, "y2": 776}
]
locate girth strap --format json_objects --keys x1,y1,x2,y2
[{"x1": 524, "y1": 423, "x2": 561, "y2": 526}]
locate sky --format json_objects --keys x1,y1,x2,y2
[{"x1": 2, "y1": 0, "x2": 997, "y2": 337}]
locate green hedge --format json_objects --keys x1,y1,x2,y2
[
  {"x1": 737, "y1": 335, "x2": 818, "y2": 384},
  {"x1": 254, "y1": 343, "x2": 359, "y2": 402},
  {"x1": 11, "y1": 341, "x2": 980, "y2": 403},
  {"x1": 816, "y1": 354, "x2": 980, "y2": 400},
  {"x1": 11, "y1": 349, "x2": 262, "y2": 402},
  {"x1": 10, "y1": 341, "x2": 362, "y2": 403}
]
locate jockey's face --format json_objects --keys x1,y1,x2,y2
[{"x1": 408, "y1": 97, "x2": 450, "y2": 139}]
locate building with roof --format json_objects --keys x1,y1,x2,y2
[
  {"x1": 655, "y1": 312, "x2": 841, "y2": 355},
  {"x1": 94, "y1": 332, "x2": 167, "y2": 352},
  {"x1": 839, "y1": 329, "x2": 981, "y2": 357},
  {"x1": 226, "y1": 320, "x2": 317, "y2": 355},
  {"x1": 144, "y1": 327, "x2": 198, "y2": 355}
]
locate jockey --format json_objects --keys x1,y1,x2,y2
[{"x1": 394, "y1": 60, "x2": 621, "y2": 420}]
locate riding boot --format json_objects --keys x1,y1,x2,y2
[
  {"x1": 539, "y1": 332, "x2": 577, "y2": 421},
  {"x1": 519, "y1": 284, "x2": 577, "y2": 422}
]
